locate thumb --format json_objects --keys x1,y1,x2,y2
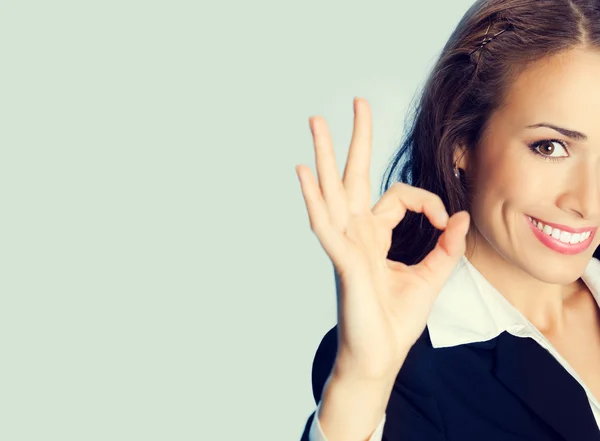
[{"x1": 413, "y1": 211, "x2": 471, "y2": 294}]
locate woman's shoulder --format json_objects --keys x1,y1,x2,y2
[
  {"x1": 309, "y1": 325, "x2": 337, "y2": 404},
  {"x1": 309, "y1": 325, "x2": 438, "y2": 403}
]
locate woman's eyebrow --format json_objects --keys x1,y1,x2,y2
[{"x1": 525, "y1": 122, "x2": 588, "y2": 141}]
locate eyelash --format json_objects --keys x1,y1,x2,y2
[{"x1": 527, "y1": 138, "x2": 570, "y2": 162}]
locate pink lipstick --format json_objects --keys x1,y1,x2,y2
[{"x1": 525, "y1": 214, "x2": 597, "y2": 255}]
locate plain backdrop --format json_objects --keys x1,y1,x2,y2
[{"x1": 1, "y1": 1, "x2": 478, "y2": 439}]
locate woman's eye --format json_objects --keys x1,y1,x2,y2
[{"x1": 529, "y1": 139, "x2": 570, "y2": 160}]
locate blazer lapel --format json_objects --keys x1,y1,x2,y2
[{"x1": 493, "y1": 331, "x2": 600, "y2": 441}]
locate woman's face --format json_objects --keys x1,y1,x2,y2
[{"x1": 460, "y1": 48, "x2": 600, "y2": 284}]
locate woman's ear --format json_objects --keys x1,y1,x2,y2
[{"x1": 453, "y1": 143, "x2": 470, "y2": 172}]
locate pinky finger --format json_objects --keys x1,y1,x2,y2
[
  {"x1": 296, "y1": 165, "x2": 329, "y2": 232},
  {"x1": 296, "y1": 165, "x2": 348, "y2": 265}
]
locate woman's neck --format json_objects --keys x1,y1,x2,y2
[{"x1": 463, "y1": 232, "x2": 591, "y2": 335}]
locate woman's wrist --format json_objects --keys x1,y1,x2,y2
[{"x1": 317, "y1": 368, "x2": 397, "y2": 441}]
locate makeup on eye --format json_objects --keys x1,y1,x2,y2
[{"x1": 526, "y1": 138, "x2": 570, "y2": 162}]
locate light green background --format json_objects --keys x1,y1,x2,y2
[{"x1": 1, "y1": 1, "x2": 476, "y2": 439}]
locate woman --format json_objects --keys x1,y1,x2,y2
[{"x1": 295, "y1": 0, "x2": 600, "y2": 440}]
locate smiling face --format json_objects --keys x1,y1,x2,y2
[{"x1": 458, "y1": 47, "x2": 600, "y2": 284}]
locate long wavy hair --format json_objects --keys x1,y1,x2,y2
[{"x1": 381, "y1": 0, "x2": 600, "y2": 266}]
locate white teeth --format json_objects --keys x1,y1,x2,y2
[
  {"x1": 559, "y1": 231, "x2": 571, "y2": 243},
  {"x1": 527, "y1": 216, "x2": 592, "y2": 244}
]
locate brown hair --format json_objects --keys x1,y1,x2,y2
[{"x1": 381, "y1": 0, "x2": 600, "y2": 265}]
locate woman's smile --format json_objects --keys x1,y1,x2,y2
[{"x1": 525, "y1": 214, "x2": 597, "y2": 255}]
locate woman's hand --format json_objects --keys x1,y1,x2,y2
[{"x1": 296, "y1": 97, "x2": 470, "y2": 382}]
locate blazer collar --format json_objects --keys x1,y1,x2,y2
[
  {"x1": 493, "y1": 330, "x2": 600, "y2": 441},
  {"x1": 427, "y1": 256, "x2": 600, "y2": 349},
  {"x1": 427, "y1": 256, "x2": 600, "y2": 441}
]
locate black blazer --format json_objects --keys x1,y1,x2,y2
[{"x1": 299, "y1": 325, "x2": 600, "y2": 441}]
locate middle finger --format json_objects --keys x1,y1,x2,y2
[{"x1": 343, "y1": 97, "x2": 373, "y2": 214}]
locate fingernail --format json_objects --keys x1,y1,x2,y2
[{"x1": 438, "y1": 212, "x2": 449, "y2": 226}]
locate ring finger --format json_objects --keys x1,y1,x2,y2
[{"x1": 310, "y1": 116, "x2": 350, "y2": 231}]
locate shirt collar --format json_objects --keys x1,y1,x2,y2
[{"x1": 426, "y1": 255, "x2": 600, "y2": 349}]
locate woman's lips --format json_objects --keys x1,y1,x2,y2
[
  {"x1": 527, "y1": 215, "x2": 597, "y2": 235},
  {"x1": 525, "y1": 214, "x2": 596, "y2": 255}
]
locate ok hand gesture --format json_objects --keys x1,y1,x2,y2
[{"x1": 296, "y1": 98, "x2": 470, "y2": 381}]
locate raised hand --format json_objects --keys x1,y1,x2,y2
[{"x1": 295, "y1": 97, "x2": 471, "y2": 382}]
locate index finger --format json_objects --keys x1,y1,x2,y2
[{"x1": 371, "y1": 182, "x2": 450, "y2": 230}]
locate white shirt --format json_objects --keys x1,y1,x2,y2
[{"x1": 309, "y1": 255, "x2": 600, "y2": 441}]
